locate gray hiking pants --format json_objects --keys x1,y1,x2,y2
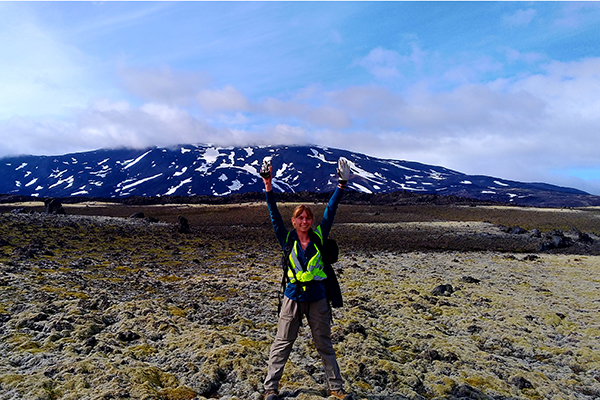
[{"x1": 264, "y1": 297, "x2": 343, "y2": 392}]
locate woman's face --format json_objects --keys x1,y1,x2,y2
[{"x1": 291, "y1": 211, "x2": 314, "y2": 233}]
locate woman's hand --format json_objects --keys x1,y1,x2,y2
[
  {"x1": 337, "y1": 157, "x2": 350, "y2": 189},
  {"x1": 260, "y1": 158, "x2": 273, "y2": 191}
]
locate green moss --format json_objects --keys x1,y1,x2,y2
[
  {"x1": 159, "y1": 275, "x2": 184, "y2": 283},
  {"x1": 42, "y1": 380, "x2": 62, "y2": 400},
  {"x1": 132, "y1": 366, "x2": 179, "y2": 389},
  {"x1": 127, "y1": 344, "x2": 159, "y2": 360},
  {"x1": 522, "y1": 388, "x2": 543, "y2": 399},
  {"x1": 355, "y1": 380, "x2": 372, "y2": 391},
  {"x1": 168, "y1": 306, "x2": 186, "y2": 317},
  {"x1": 159, "y1": 386, "x2": 197, "y2": 400},
  {"x1": 0, "y1": 374, "x2": 26, "y2": 386}
]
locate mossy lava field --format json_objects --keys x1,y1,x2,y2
[{"x1": 1, "y1": 199, "x2": 600, "y2": 400}]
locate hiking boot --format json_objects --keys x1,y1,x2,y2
[
  {"x1": 328, "y1": 389, "x2": 353, "y2": 400},
  {"x1": 264, "y1": 389, "x2": 279, "y2": 400}
]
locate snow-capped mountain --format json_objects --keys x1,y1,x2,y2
[{"x1": 0, "y1": 144, "x2": 596, "y2": 207}]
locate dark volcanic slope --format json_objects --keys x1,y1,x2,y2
[{"x1": 1, "y1": 144, "x2": 598, "y2": 207}]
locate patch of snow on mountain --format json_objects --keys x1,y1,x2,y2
[
  {"x1": 351, "y1": 163, "x2": 380, "y2": 182},
  {"x1": 351, "y1": 182, "x2": 373, "y2": 194},
  {"x1": 122, "y1": 150, "x2": 152, "y2": 170},
  {"x1": 25, "y1": 178, "x2": 38, "y2": 187},
  {"x1": 16, "y1": 163, "x2": 27, "y2": 170},
  {"x1": 90, "y1": 165, "x2": 110, "y2": 178},
  {"x1": 174, "y1": 167, "x2": 188, "y2": 177},
  {"x1": 387, "y1": 161, "x2": 419, "y2": 172},
  {"x1": 244, "y1": 147, "x2": 254, "y2": 157},
  {"x1": 399, "y1": 183, "x2": 427, "y2": 191},
  {"x1": 275, "y1": 163, "x2": 291, "y2": 178},
  {"x1": 165, "y1": 177, "x2": 193, "y2": 195},
  {"x1": 202, "y1": 148, "x2": 221, "y2": 164},
  {"x1": 181, "y1": 148, "x2": 191, "y2": 154},
  {"x1": 461, "y1": 180, "x2": 472, "y2": 184},
  {"x1": 238, "y1": 164, "x2": 260, "y2": 176},
  {"x1": 15, "y1": 181, "x2": 21, "y2": 187},
  {"x1": 49, "y1": 176, "x2": 74, "y2": 189},
  {"x1": 494, "y1": 180, "x2": 509, "y2": 187},
  {"x1": 482, "y1": 190, "x2": 496, "y2": 194},
  {"x1": 219, "y1": 174, "x2": 228, "y2": 181},
  {"x1": 429, "y1": 171, "x2": 446, "y2": 180},
  {"x1": 228, "y1": 180, "x2": 243, "y2": 191},
  {"x1": 308, "y1": 149, "x2": 336, "y2": 164},
  {"x1": 119, "y1": 173, "x2": 163, "y2": 192},
  {"x1": 98, "y1": 158, "x2": 109, "y2": 165}
]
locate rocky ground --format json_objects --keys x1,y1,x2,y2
[{"x1": 1, "y1": 201, "x2": 600, "y2": 400}]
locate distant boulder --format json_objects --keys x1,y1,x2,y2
[
  {"x1": 44, "y1": 198, "x2": 65, "y2": 215},
  {"x1": 578, "y1": 232, "x2": 595, "y2": 245},
  {"x1": 509, "y1": 226, "x2": 527, "y2": 235},
  {"x1": 539, "y1": 230, "x2": 573, "y2": 251},
  {"x1": 177, "y1": 216, "x2": 190, "y2": 234},
  {"x1": 499, "y1": 225, "x2": 527, "y2": 235}
]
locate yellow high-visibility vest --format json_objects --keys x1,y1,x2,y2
[{"x1": 286, "y1": 227, "x2": 327, "y2": 286}]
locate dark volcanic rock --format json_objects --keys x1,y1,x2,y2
[
  {"x1": 509, "y1": 226, "x2": 528, "y2": 235},
  {"x1": 510, "y1": 376, "x2": 534, "y2": 389},
  {"x1": 539, "y1": 231, "x2": 574, "y2": 251},
  {"x1": 461, "y1": 276, "x2": 481, "y2": 284},
  {"x1": 117, "y1": 331, "x2": 141, "y2": 342},
  {"x1": 44, "y1": 198, "x2": 66, "y2": 215},
  {"x1": 177, "y1": 215, "x2": 190, "y2": 233},
  {"x1": 431, "y1": 284, "x2": 454, "y2": 297},
  {"x1": 578, "y1": 232, "x2": 595, "y2": 245}
]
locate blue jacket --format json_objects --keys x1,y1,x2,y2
[{"x1": 266, "y1": 187, "x2": 344, "y2": 302}]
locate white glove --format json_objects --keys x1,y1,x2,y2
[
  {"x1": 259, "y1": 157, "x2": 272, "y2": 179},
  {"x1": 337, "y1": 157, "x2": 350, "y2": 186}
]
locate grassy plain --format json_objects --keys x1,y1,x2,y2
[{"x1": 1, "y1": 200, "x2": 600, "y2": 399}]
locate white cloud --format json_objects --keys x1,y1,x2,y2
[
  {"x1": 355, "y1": 47, "x2": 402, "y2": 79},
  {"x1": 503, "y1": 8, "x2": 537, "y2": 27},
  {"x1": 502, "y1": 47, "x2": 544, "y2": 64},
  {"x1": 118, "y1": 66, "x2": 210, "y2": 105},
  {"x1": 196, "y1": 85, "x2": 250, "y2": 113}
]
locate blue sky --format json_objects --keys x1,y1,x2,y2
[{"x1": 2, "y1": 2, "x2": 600, "y2": 194}]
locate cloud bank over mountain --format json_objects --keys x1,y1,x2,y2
[{"x1": 1, "y1": 2, "x2": 600, "y2": 194}]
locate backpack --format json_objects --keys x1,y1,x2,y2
[{"x1": 278, "y1": 232, "x2": 344, "y2": 314}]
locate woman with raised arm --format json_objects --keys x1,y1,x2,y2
[{"x1": 260, "y1": 157, "x2": 353, "y2": 400}]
